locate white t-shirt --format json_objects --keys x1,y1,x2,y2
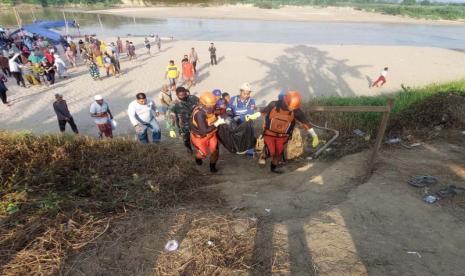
[
  {"x1": 381, "y1": 70, "x2": 388, "y2": 77},
  {"x1": 90, "y1": 101, "x2": 110, "y2": 124},
  {"x1": 127, "y1": 99, "x2": 157, "y2": 126}
]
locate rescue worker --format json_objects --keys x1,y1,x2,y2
[
  {"x1": 190, "y1": 91, "x2": 226, "y2": 173},
  {"x1": 228, "y1": 82, "x2": 257, "y2": 156},
  {"x1": 227, "y1": 82, "x2": 256, "y2": 123},
  {"x1": 246, "y1": 91, "x2": 319, "y2": 174},
  {"x1": 168, "y1": 86, "x2": 199, "y2": 154}
]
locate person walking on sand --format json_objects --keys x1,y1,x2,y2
[
  {"x1": 128, "y1": 42, "x2": 137, "y2": 60},
  {"x1": 208, "y1": 43, "x2": 217, "y2": 66},
  {"x1": 189, "y1": 47, "x2": 199, "y2": 73},
  {"x1": 90, "y1": 94, "x2": 113, "y2": 139},
  {"x1": 0, "y1": 72, "x2": 10, "y2": 106},
  {"x1": 371, "y1": 67, "x2": 388, "y2": 88},
  {"x1": 53, "y1": 94, "x2": 79, "y2": 134},
  {"x1": 182, "y1": 57, "x2": 194, "y2": 88},
  {"x1": 103, "y1": 52, "x2": 116, "y2": 78},
  {"x1": 168, "y1": 86, "x2": 199, "y2": 154},
  {"x1": 9, "y1": 53, "x2": 26, "y2": 87},
  {"x1": 127, "y1": 92, "x2": 161, "y2": 144},
  {"x1": 144, "y1": 37, "x2": 151, "y2": 56},
  {"x1": 54, "y1": 54, "x2": 68, "y2": 79},
  {"x1": 65, "y1": 46, "x2": 76, "y2": 68},
  {"x1": 165, "y1": 60, "x2": 180, "y2": 90},
  {"x1": 116, "y1": 37, "x2": 123, "y2": 54},
  {"x1": 86, "y1": 57, "x2": 100, "y2": 81},
  {"x1": 155, "y1": 35, "x2": 161, "y2": 52}
]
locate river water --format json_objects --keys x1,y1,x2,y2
[{"x1": 1, "y1": 8, "x2": 465, "y2": 48}]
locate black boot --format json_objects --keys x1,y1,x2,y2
[
  {"x1": 270, "y1": 163, "x2": 282, "y2": 174},
  {"x1": 210, "y1": 163, "x2": 218, "y2": 173},
  {"x1": 195, "y1": 158, "x2": 203, "y2": 166}
]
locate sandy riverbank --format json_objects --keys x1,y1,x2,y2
[
  {"x1": 1, "y1": 39, "x2": 465, "y2": 136},
  {"x1": 91, "y1": 5, "x2": 465, "y2": 25}
]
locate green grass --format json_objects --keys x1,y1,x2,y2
[{"x1": 303, "y1": 80, "x2": 465, "y2": 135}]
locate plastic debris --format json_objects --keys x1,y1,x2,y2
[
  {"x1": 408, "y1": 176, "x2": 438, "y2": 188},
  {"x1": 462, "y1": 130, "x2": 465, "y2": 135},
  {"x1": 265, "y1": 209, "x2": 271, "y2": 213},
  {"x1": 164, "y1": 240, "x2": 179, "y2": 251},
  {"x1": 386, "y1": 138, "x2": 402, "y2": 144},
  {"x1": 423, "y1": 195, "x2": 439, "y2": 204},
  {"x1": 410, "y1": 143, "x2": 422, "y2": 147},
  {"x1": 407, "y1": 251, "x2": 422, "y2": 258},
  {"x1": 207, "y1": 241, "x2": 214, "y2": 246},
  {"x1": 353, "y1": 129, "x2": 365, "y2": 137}
]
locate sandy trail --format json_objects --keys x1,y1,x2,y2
[{"x1": 1, "y1": 39, "x2": 465, "y2": 137}]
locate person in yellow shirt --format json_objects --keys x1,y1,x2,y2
[{"x1": 165, "y1": 60, "x2": 179, "y2": 89}]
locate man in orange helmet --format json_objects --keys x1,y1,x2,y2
[
  {"x1": 190, "y1": 91, "x2": 226, "y2": 173},
  {"x1": 246, "y1": 91, "x2": 319, "y2": 173}
]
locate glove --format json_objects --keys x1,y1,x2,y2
[
  {"x1": 245, "y1": 112, "x2": 261, "y2": 121},
  {"x1": 308, "y1": 128, "x2": 319, "y2": 148},
  {"x1": 213, "y1": 117, "x2": 226, "y2": 127},
  {"x1": 169, "y1": 130, "x2": 177, "y2": 138}
]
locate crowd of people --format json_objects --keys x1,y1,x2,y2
[{"x1": 1, "y1": 29, "x2": 322, "y2": 174}]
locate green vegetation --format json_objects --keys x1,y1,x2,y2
[{"x1": 304, "y1": 80, "x2": 465, "y2": 135}]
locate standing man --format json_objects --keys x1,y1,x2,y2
[
  {"x1": 116, "y1": 37, "x2": 123, "y2": 55},
  {"x1": 190, "y1": 91, "x2": 225, "y2": 173},
  {"x1": 127, "y1": 92, "x2": 161, "y2": 144},
  {"x1": 208, "y1": 43, "x2": 217, "y2": 66},
  {"x1": 168, "y1": 86, "x2": 199, "y2": 154},
  {"x1": 155, "y1": 35, "x2": 161, "y2": 52},
  {"x1": 144, "y1": 37, "x2": 151, "y2": 56},
  {"x1": 90, "y1": 95, "x2": 113, "y2": 139},
  {"x1": 165, "y1": 60, "x2": 179, "y2": 90},
  {"x1": 0, "y1": 53, "x2": 10, "y2": 77},
  {"x1": 189, "y1": 47, "x2": 199, "y2": 73},
  {"x1": 249, "y1": 91, "x2": 319, "y2": 174},
  {"x1": 371, "y1": 67, "x2": 388, "y2": 88},
  {"x1": 53, "y1": 94, "x2": 79, "y2": 134}
]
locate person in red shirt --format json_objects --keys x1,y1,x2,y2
[
  {"x1": 190, "y1": 91, "x2": 226, "y2": 173},
  {"x1": 182, "y1": 57, "x2": 194, "y2": 89}
]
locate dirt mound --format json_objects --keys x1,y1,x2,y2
[
  {"x1": 0, "y1": 132, "x2": 198, "y2": 275},
  {"x1": 390, "y1": 92, "x2": 465, "y2": 131}
]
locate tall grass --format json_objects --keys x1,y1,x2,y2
[{"x1": 303, "y1": 80, "x2": 465, "y2": 135}]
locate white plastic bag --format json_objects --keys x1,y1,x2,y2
[{"x1": 111, "y1": 119, "x2": 117, "y2": 130}]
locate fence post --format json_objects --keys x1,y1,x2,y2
[{"x1": 367, "y1": 98, "x2": 394, "y2": 174}]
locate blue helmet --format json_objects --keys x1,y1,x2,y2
[{"x1": 212, "y1": 89, "x2": 222, "y2": 97}]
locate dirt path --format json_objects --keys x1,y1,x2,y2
[{"x1": 64, "y1": 133, "x2": 465, "y2": 275}]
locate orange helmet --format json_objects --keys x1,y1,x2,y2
[
  {"x1": 283, "y1": 91, "x2": 302, "y2": 110},
  {"x1": 199, "y1": 91, "x2": 217, "y2": 107}
]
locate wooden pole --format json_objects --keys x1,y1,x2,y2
[
  {"x1": 63, "y1": 11, "x2": 69, "y2": 35},
  {"x1": 367, "y1": 98, "x2": 394, "y2": 173},
  {"x1": 97, "y1": 14, "x2": 103, "y2": 32},
  {"x1": 13, "y1": 7, "x2": 22, "y2": 29},
  {"x1": 30, "y1": 7, "x2": 36, "y2": 22}
]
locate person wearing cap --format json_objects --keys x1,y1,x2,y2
[
  {"x1": 190, "y1": 91, "x2": 226, "y2": 173},
  {"x1": 212, "y1": 89, "x2": 227, "y2": 116},
  {"x1": 168, "y1": 86, "x2": 199, "y2": 154},
  {"x1": 53, "y1": 94, "x2": 79, "y2": 134},
  {"x1": 127, "y1": 92, "x2": 161, "y2": 144},
  {"x1": 90, "y1": 95, "x2": 113, "y2": 139},
  {"x1": 247, "y1": 91, "x2": 319, "y2": 174},
  {"x1": 228, "y1": 82, "x2": 256, "y2": 123}
]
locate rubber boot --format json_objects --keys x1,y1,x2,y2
[
  {"x1": 195, "y1": 158, "x2": 203, "y2": 166},
  {"x1": 270, "y1": 163, "x2": 282, "y2": 174},
  {"x1": 210, "y1": 163, "x2": 218, "y2": 173}
]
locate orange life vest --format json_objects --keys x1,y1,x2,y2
[
  {"x1": 264, "y1": 106, "x2": 295, "y2": 137},
  {"x1": 191, "y1": 106, "x2": 218, "y2": 137}
]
